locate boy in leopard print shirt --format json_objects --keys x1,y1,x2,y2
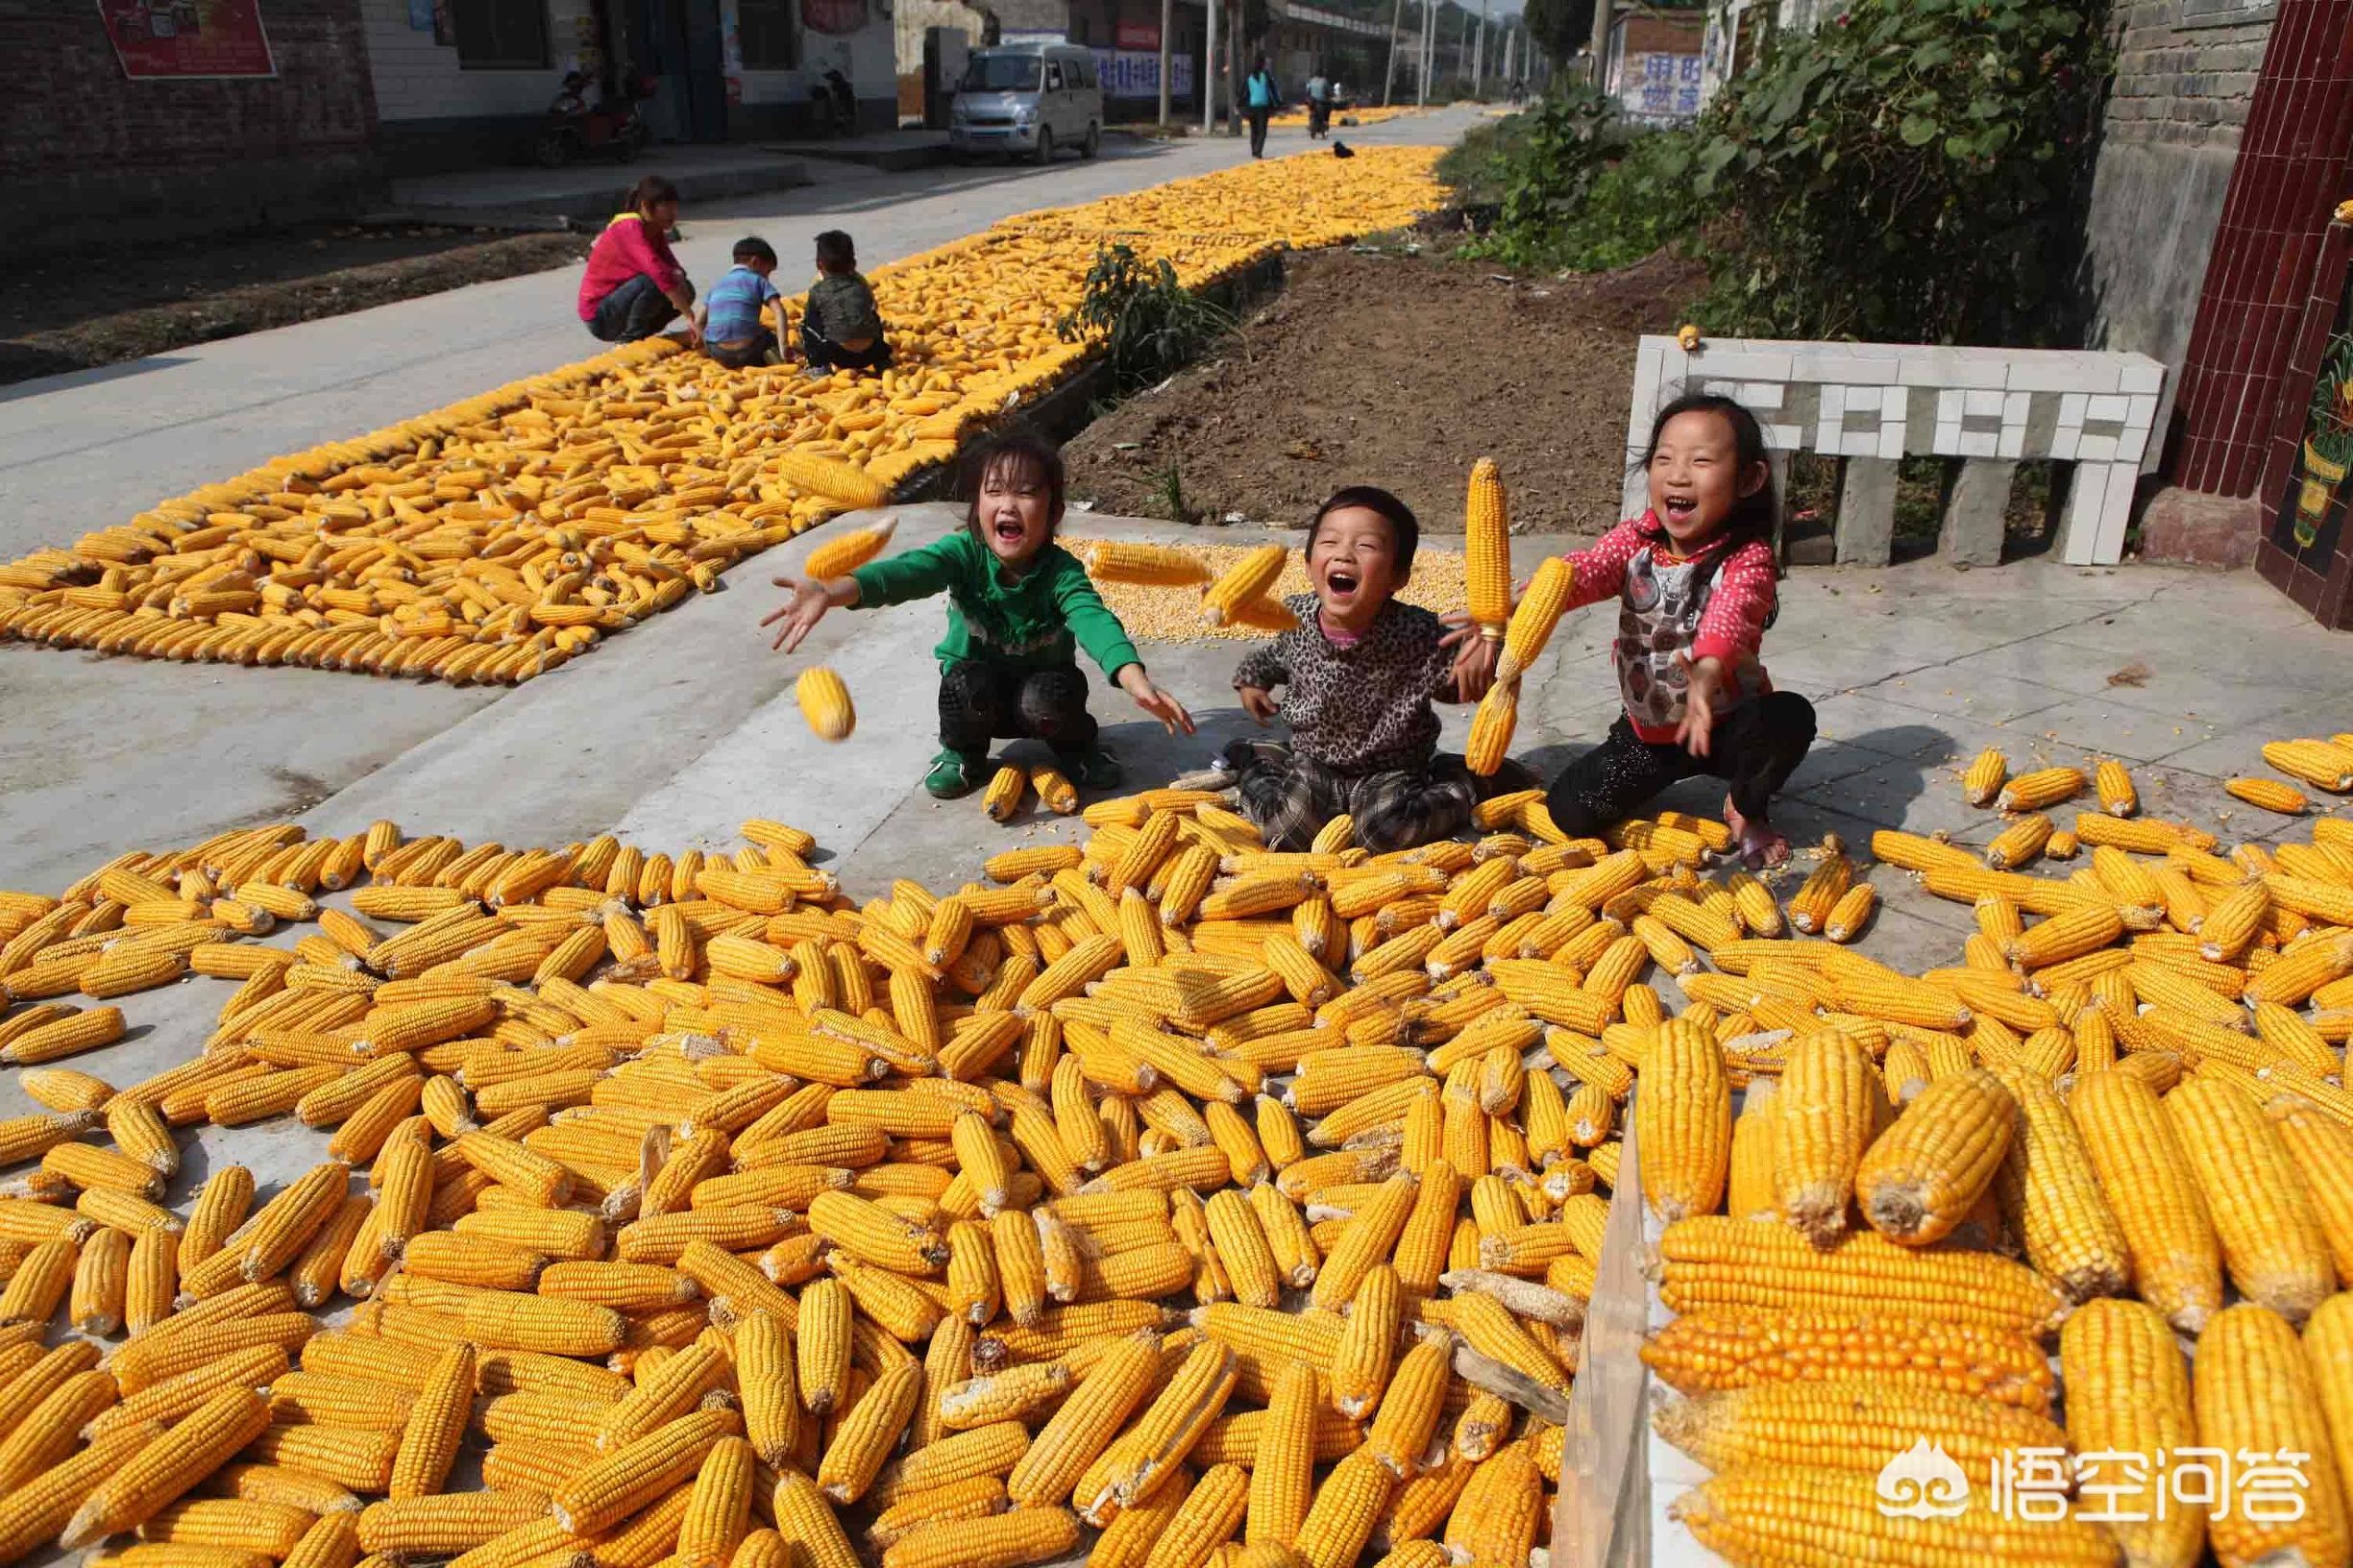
[{"x1": 1221, "y1": 486, "x2": 1526, "y2": 851}]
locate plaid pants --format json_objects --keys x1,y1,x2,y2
[{"x1": 1224, "y1": 741, "x2": 1523, "y2": 853}]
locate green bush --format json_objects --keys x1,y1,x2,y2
[
  {"x1": 1055, "y1": 243, "x2": 1237, "y2": 395},
  {"x1": 1445, "y1": 0, "x2": 2104, "y2": 348},
  {"x1": 1691, "y1": 0, "x2": 2102, "y2": 345}
]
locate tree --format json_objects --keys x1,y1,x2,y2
[{"x1": 1521, "y1": 0, "x2": 1593, "y2": 66}]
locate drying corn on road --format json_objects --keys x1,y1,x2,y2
[{"x1": 4, "y1": 92, "x2": 2353, "y2": 1568}]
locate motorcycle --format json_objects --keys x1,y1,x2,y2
[{"x1": 534, "y1": 72, "x2": 653, "y2": 168}]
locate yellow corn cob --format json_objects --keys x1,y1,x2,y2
[
  {"x1": 1462, "y1": 683, "x2": 1517, "y2": 778},
  {"x1": 1294, "y1": 1449, "x2": 1392, "y2": 1568},
  {"x1": 983, "y1": 765, "x2": 1028, "y2": 823},
  {"x1": 2227, "y1": 776, "x2": 2310, "y2": 814},
  {"x1": 2166, "y1": 1077, "x2": 2334, "y2": 1323},
  {"x1": 1643, "y1": 1307, "x2": 2052, "y2": 1410},
  {"x1": 773, "y1": 451, "x2": 891, "y2": 510},
  {"x1": 1998, "y1": 765, "x2": 2086, "y2": 812},
  {"x1": 1080, "y1": 540, "x2": 1212, "y2": 586},
  {"x1": 1462, "y1": 459, "x2": 1511, "y2": 632},
  {"x1": 2197, "y1": 1303, "x2": 2352, "y2": 1568},
  {"x1": 2060, "y1": 1297, "x2": 2202, "y2": 1568},
  {"x1": 1984, "y1": 813, "x2": 2052, "y2": 870},
  {"x1": 1494, "y1": 555, "x2": 1570, "y2": 683},
  {"x1": 1786, "y1": 857, "x2": 1850, "y2": 936},
  {"x1": 2266, "y1": 737, "x2": 2353, "y2": 792},
  {"x1": 796, "y1": 667, "x2": 855, "y2": 743},
  {"x1": 63, "y1": 1387, "x2": 275, "y2": 1548},
  {"x1": 2069, "y1": 1068, "x2": 2221, "y2": 1333},
  {"x1": 1201, "y1": 546, "x2": 1287, "y2": 628},
  {"x1": 2095, "y1": 758, "x2": 2138, "y2": 816},
  {"x1": 1657, "y1": 1214, "x2": 2068, "y2": 1336},
  {"x1": 1770, "y1": 1032, "x2": 1876, "y2": 1245},
  {"x1": 1851, "y1": 1066, "x2": 2011, "y2": 1246},
  {"x1": 801, "y1": 514, "x2": 899, "y2": 578},
  {"x1": 1654, "y1": 1376, "x2": 2069, "y2": 1477},
  {"x1": 1962, "y1": 748, "x2": 2007, "y2": 807},
  {"x1": 1634, "y1": 1017, "x2": 1729, "y2": 1223},
  {"x1": 1671, "y1": 1464, "x2": 2120, "y2": 1568}
]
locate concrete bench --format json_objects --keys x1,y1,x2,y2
[{"x1": 1620, "y1": 337, "x2": 2168, "y2": 567}]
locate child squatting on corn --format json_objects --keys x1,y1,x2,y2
[
  {"x1": 1219, "y1": 486, "x2": 1530, "y2": 853},
  {"x1": 764, "y1": 434, "x2": 1195, "y2": 798},
  {"x1": 1542, "y1": 392, "x2": 1816, "y2": 870}
]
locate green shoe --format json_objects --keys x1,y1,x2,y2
[
  {"x1": 1057, "y1": 745, "x2": 1123, "y2": 791},
  {"x1": 923, "y1": 748, "x2": 985, "y2": 799}
]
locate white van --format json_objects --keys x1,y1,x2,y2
[{"x1": 949, "y1": 41, "x2": 1103, "y2": 163}]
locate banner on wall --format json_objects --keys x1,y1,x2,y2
[
  {"x1": 1093, "y1": 48, "x2": 1191, "y2": 97},
  {"x1": 96, "y1": 0, "x2": 276, "y2": 78},
  {"x1": 1115, "y1": 20, "x2": 1160, "y2": 49}
]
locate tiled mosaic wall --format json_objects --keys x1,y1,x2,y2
[{"x1": 1623, "y1": 338, "x2": 2169, "y2": 567}]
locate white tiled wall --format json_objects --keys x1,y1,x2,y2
[
  {"x1": 364, "y1": 0, "x2": 601, "y2": 123},
  {"x1": 1623, "y1": 336, "x2": 2169, "y2": 565}
]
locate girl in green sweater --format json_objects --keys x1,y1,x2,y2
[{"x1": 766, "y1": 435, "x2": 1195, "y2": 798}]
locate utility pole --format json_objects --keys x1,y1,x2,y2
[
  {"x1": 1416, "y1": 0, "x2": 1430, "y2": 103},
  {"x1": 1383, "y1": 0, "x2": 1405, "y2": 103},
  {"x1": 1203, "y1": 0, "x2": 1218, "y2": 132},
  {"x1": 1501, "y1": 23, "x2": 1512, "y2": 88},
  {"x1": 1587, "y1": 0, "x2": 1611, "y2": 88},
  {"x1": 1225, "y1": 0, "x2": 1238, "y2": 132},
  {"x1": 1472, "y1": 0, "x2": 1483, "y2": 93},
  {"x1": 1158, "y1": 0, "x2": 1173, "y2": 123}
]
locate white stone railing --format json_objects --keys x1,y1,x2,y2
[{"x1": 1622, "y1": 337, "x2": 2168, "y2": 567}]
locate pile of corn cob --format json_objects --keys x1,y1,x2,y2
[
  {"x1": 0, "y1": 148, "x2": 1445, "y2": 689},
  {"x1": 1637, "y1": 749, "x2": 2353, "y2": 1568},
  {"x1": 0, "y1": 733, "x2": 2348, "y2": 1568}
]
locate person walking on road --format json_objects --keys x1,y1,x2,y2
[
  {"x1": 1306, "y1": 66, "x2": 1331, "y2": 139},
  {"x1": 579, "y1": 175, "x2": 698, "y2": 344},
  {"x1": 1244, "y1": 59, "x2": 1278, "y2": 158}
]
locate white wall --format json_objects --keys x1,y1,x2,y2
[
  {"x1": 364, "y1": 0, "x2": 604, "y2": 123},
  {"x1": 727, "y1": 0, "x2": 899, "y2": 104}
]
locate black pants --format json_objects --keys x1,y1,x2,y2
[
  {"x1": 801, "y1": 321, "x2": 891, "y2": 373},
  {"x1": 588, "y1": 275, "x2": 677, "y2": 343},
  {"x1": 1545, "y1": 693, "x2": 1816, "y2": 838},
  {"x1": 704, "y1": 329, "x2": 777, "y2": 369},
  {"x1": 940, "y1": 662, "x2": 1095, "y2": 756},
  {"x1": 1308, "y1": 101, "x2": 1330, "y2": 136},
  {"x1": 1247, "y1": 108, "x2": 1271, "y2": 157}
]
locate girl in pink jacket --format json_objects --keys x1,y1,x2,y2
[{"x1": 1543, "y1": 393, "x2": 1813, "y2": 869}]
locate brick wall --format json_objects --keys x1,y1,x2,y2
[
  {"x1": 2, "y1": 0, "x2": 382, "y2": 255},
  {"x1": 2080, "y1": 0, "x2": 2276, "y2": 453}
]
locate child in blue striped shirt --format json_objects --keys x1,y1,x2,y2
[{"x1": 697, "y1": 236, "x2": 784, "y2": 369}]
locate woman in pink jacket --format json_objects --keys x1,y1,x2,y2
[{"x1": 577, "y1": 176, "x2": 698, "y2": 344}]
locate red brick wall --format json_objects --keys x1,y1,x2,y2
[
  {"x1": 1619, "y1": 12, "x2": 1700, "y2": 53},
  {"x1": 2, "y1": 0, "x2": 383, "y2": 255}
]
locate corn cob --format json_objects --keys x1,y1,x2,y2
[
  {"x1": 801, "y1": 514, "x2": 899, "y2": 579},
  {"x1": 796, "y1": 667, "x2": 855, "y2": 743},
  {"x1": 1080, "y1": 540, "x2": 1211, "y2": 586},
  {"x1": 1962, "y1": 748, "x2": 2007, "y2": 807},
  {"x1": 1998, "y1": 766, "x2": 2085, "y2": 812},
  {"x1": 1671, "y1": 1464, "x2": 2120, "y2": 1568},
  {"x1": 1495, "y1": 557, "x2": 1570, "y2": 683},
  {"x1": 2070, "y1": 1069, "x2": 2221, "y2": 1334},
  {"x1": 2197, "y1": 1304, "x2": 2352, "y2": 1568},
  {"x1": 1463, "y1": 459, "x2": 1510, "y2": 632},
  {"x1": 1201, "y1": 547, "x2": 1287, "y2": 628},
  {"x1": 1852, "y1": 1066, "x2": 2011, "y2": 1246},
  {"x1": 2166, "y1": 1077, "x2": 2334, "y2": 1322}
]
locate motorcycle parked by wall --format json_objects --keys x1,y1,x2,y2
[{"x1": 534, "y1": 72, "x2": 653, "y2": 167}]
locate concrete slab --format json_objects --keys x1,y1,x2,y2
[{"x1": 762, "y1": 132, "x2": 952, "y2": 171}]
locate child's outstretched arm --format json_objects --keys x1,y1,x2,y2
[
  {"x1": 762, "y1": 574, "x2": 856, "y2": 651},
  {"x1": 1049, "y1": 555, "x2": 1196, "y2": 736},
  {"x1": 764, "y1": 536, "x2": 962, "y2": 651}
]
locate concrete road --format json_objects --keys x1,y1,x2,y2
[
  {"x1": 0, "y1": 106, "x2": 1477, "y2": 893},
  {"x1": 0, "y1": 108, "x2": 1479, "y2": 563}
]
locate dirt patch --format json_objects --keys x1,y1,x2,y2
[
  {"x1": 1, "y1": 225, "x2": 591, "y2": 385},
  {"x1": 1064, "y1": 245, "x2": 1705, "y2": 539}
]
